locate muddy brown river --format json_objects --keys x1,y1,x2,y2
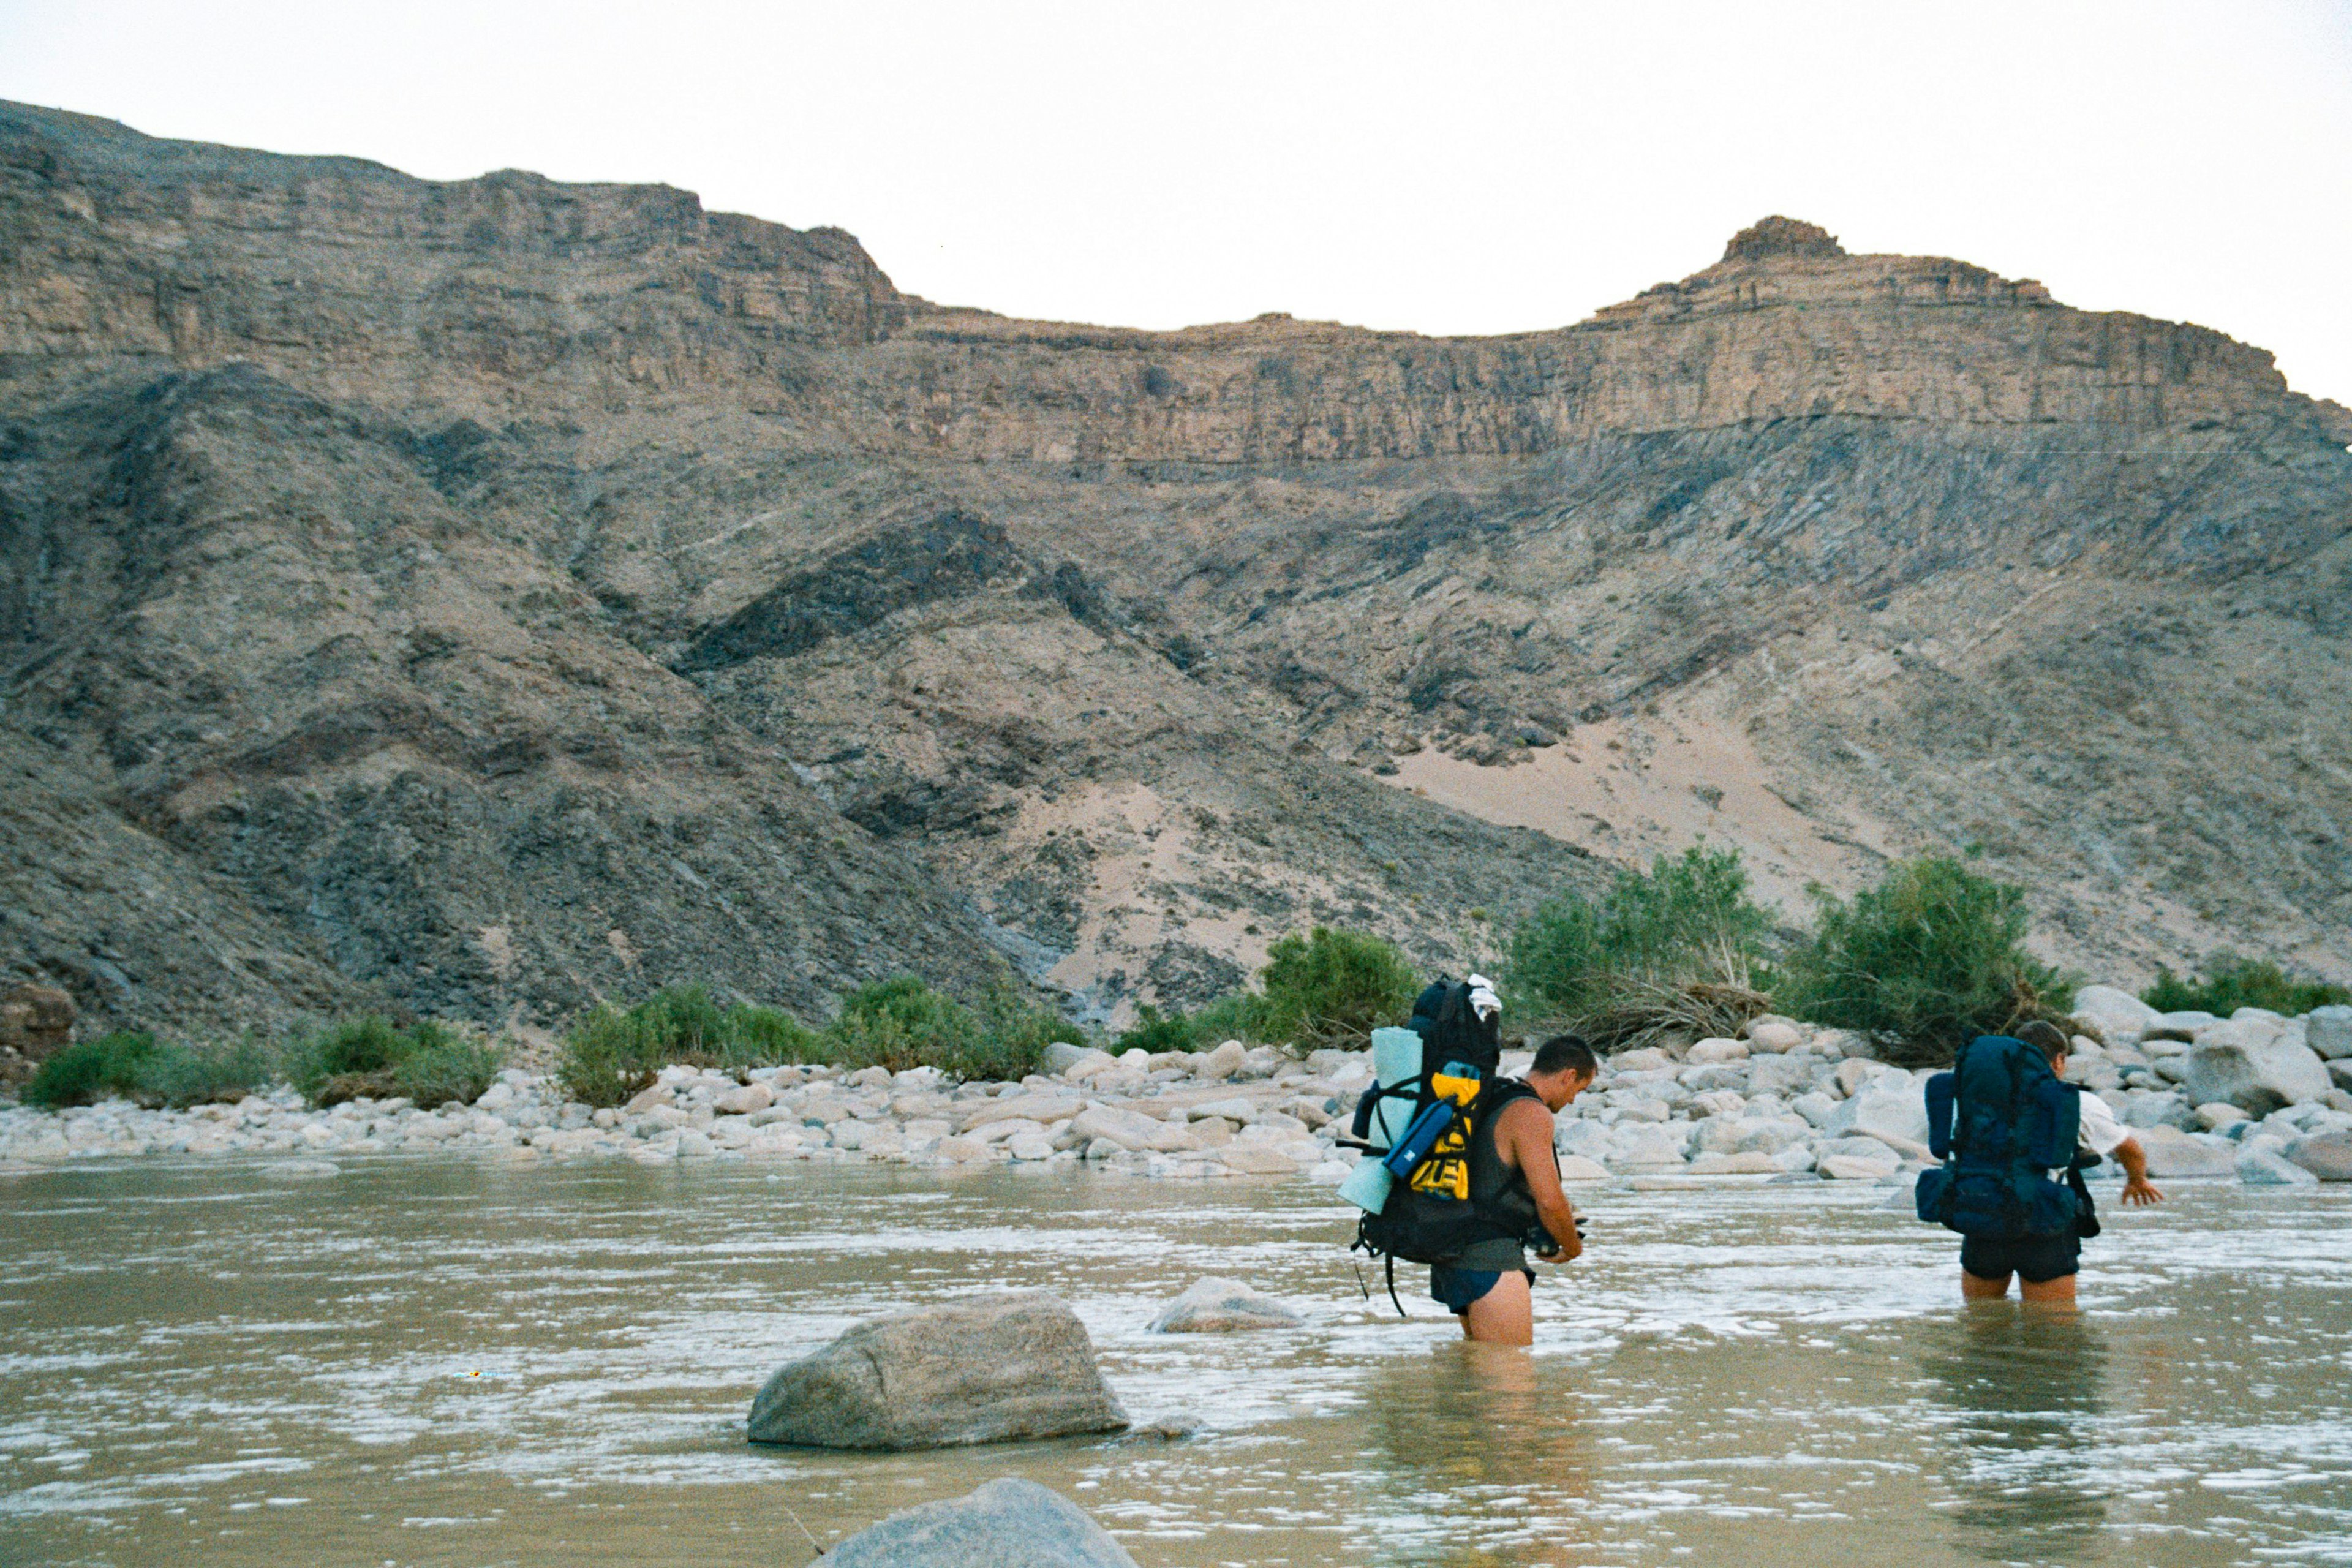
[{"x1": 2, "y1": 1159, "x2": 2348, "y2": 1567}]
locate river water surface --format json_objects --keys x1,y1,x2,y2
[{"x1": 2, "y1": 1159, "x2": 2348, "y2": 1567}]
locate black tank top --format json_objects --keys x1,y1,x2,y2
[{"x1": 1465, "y1": 1079, "x2": 1544, "y2": 1240}]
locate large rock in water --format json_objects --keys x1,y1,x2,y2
[
  {"x1": 1823, "y1": 1074, "x2": 1930, "y2": 1151},
  {"x1": 819, "y1": 1478, "x2": 1137, "y2": 1568},
  {"x1": 2180, "y1": 1020, "x2": 2332, "y2": 1115},
  {"x1": 2288, "y1": 1133, "x2": 2352, "y2": 1182},
  {"x1": 2131, "y1": 1125, "x2": 2241, "y2": 1178},
  {"x1": 1147, "y1": 1276, "x2": 1301, "y2": 1333},
  {"x1": 747, "y1": 1292, "x2": 1128, "y2": 1450}
]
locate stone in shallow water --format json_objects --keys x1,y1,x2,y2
[
  {"x1": 2237, "y1": 1144, "x2": 2320, "y2": 1186},
  {"x1": 1148, "y1": 1275, "x2": 1301, "y2": 1333},
  {"x1": 2288, "y1": 1133, "x2": 2352, "y2": 1182},
  {"x1": 2133, "y1": 1125, "x2": 2240, "y2": 1178},
  {"x1": 748, "y1": 1291, "x2": 1127, "y2": 1450},
  {"x1": 818, "y1": 1477, "x2": 1137, "y2": 1567}
]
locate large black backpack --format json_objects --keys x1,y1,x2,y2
[{"x1": 1916, "y1": 1035, "x2": 2082, "y2": 1238}]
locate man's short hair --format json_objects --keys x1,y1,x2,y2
[
  {"x1": 1532, "y1": 1033, "x2": 1599, "y2": 1080},
  {"x1": 2013, "y1": 1019, "x2": 2070, "y2": 1065}
]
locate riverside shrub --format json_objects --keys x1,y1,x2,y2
[
  {"x1": 1507, "y1": 845, "x2": 1777, "y2": 1048},
  {"x1": 24, "y1": 1030, "x2": 277, "y2": 1110},
  {"x1": 2141, "y1": 954, "x2": 2350, "y2": 1017},
  {"x1": 290, "y1": 1015, "x2": 503, "y2": 1109},
  {"x1": 1773, "y1": 857, "x2": 2076, "y2": 1067},
  {"x1": 1254, "y1": 927, "x2": 1415, "y2": 1047},
  {"x1": 557, "y1": 977, "x2": 1079, "y2": 1105}
]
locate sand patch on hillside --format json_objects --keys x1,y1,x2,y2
[{"x1": 1383, "y1": 702, "x2": 1901, "y2": 916}]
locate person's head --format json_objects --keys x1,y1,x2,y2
[
  {"x1": 1525, "y1": 1033, "x2": 1599, "y2": 1110},
  {"x1": 2013, "y1": 1019, "x2": 2070, "y2": 1071}
]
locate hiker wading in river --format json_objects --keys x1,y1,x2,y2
[
  {"x1": 1433, "y1": 1033, "x2": 1599, "y2": 1345},
  {"x1": 1923, "y1": 1018, "x2": 2165, "y2": 1307}
]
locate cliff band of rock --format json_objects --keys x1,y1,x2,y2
[{"x1": 4, "y1": 99, "x2": 2349, "y2": 1036}]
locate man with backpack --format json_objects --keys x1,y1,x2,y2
[
  {"x1": 1922, "y1": 1019, "x2": 2164, "y2": 1305},
  {"x1": 1432, "y1": 1032, "x2": 1599, "y2": 1344},
  {"x1": 1346, "y1": 974, "x2": 1598, "y2": 1346}
]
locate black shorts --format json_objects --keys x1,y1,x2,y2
[{"x1": 1960, "y1": 1231, "x2": 2081, "y2": 1284}]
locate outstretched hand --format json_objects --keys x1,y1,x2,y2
[{"x1": 2120, "y1": 1175, "x2": 2165, "y2": 1206}]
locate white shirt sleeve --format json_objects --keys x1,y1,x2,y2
[{"x1": 2077, "y1": 1090, "x2": 2132, "y2": 1158}]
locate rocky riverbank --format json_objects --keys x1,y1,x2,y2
[{"x1": 5, "y1": 987, "x2": 2350, "y2": 1184}]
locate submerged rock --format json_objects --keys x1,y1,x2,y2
[
  {"x1": 818, "y1": 1477, "x2": 1137, "y2": 1567},
  {"x1": 1147, "y1": 1276, "x2": 1300, "y2": 1333},
  {"x1": 747, "y1": 1291, "x2": 1128, "y2": 1449}
]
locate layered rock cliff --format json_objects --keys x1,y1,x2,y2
[{"x1": 4, "y1": 99, "x2": 2348, "y2": 1038}]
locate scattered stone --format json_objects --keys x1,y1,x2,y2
[
  {"x1": 1743, "y1": 1018, "x2": 1804, "y2": 1053},
  {"x1": 2132, "y1": 1125, "x2": 2241, "y2": 1178},
  {"x1": 1824, "y1": 1076, "x2": 1929, "y2": 1147},
  {"x1": 2287, "y1": 1133, "x2": 2352, "y2": 1182},
  {"x1": 2237, "y1": 1144, "x2": 2321, "y2": 1186},
  {"x1": 1688, "y1": 1151, "x2": 1779, "y2": 1174},
  {"x1": 1189, "y1": 1041, "x2": 1246, "y2": 1080},
  {"x1": 1819, "y1": 1155, "x2": 1896, "y2": 1180},
  {"x1": 1687, "y1": 1038, "x2": 1750, "y2": 1064},
  {"x1": 2195, "y1": 1102, "x2": 2250, "y2": 1132},
  {"x1": 258, "y1": 1158, "x2": 339, "y2": 1178},
  {"x1": 2309, "y1": 1006, "x2": 2352, "y2": 1061},
  {"x1": 2180, "y1": 1023, "x2": 2331, "y2": 1115},
  {"x1": 1555, "y1": 1153, "x2": 1611, "y2": 1182},
  {"x1": 2070, "y1": 984, "x2": 2160, "y2": 1044},
  {"x1": 816, "y1": 1477, "x2": 1139, "y2": 1568},
  {"x1": 1147, "y1": 1276, "x2": 1300, "y2": 1332},
  {"x1": 748, "y1": 1292, "x2": 1128, "y2": 1450}
]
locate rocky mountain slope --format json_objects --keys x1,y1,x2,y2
[{"x1": 4, "y1": 100, "x2": 2348, "y2": 1038}]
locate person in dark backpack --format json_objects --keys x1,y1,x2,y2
[
  {"x1": 1943, "y1": 1020, "x2": 2164, "y2": 1304},
  {"x1": 1431, "y1": 1033, "x2": 1597, "y2": 1345}
]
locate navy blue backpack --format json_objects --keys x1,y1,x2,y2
[{"x1": 1916, "y1": 1035, "x2": 2082, "y2": 1238}]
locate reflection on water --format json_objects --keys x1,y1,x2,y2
[
  {"x1": 1920, "y1": 1309, "x2": 2110, "y2": 1557},
  {"x1": 1, "y1": 1158, "x2": 2348, "y2": 1567}
]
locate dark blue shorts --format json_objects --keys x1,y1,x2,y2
[
  {"x1": 1960, "y1": 1231, "x2": 2081, "y2": 1284},
  {"x1": 1430, "y1": 1264, "x2": 1535, "y2": 1314}
]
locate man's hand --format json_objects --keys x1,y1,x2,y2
[
  {"x1": 1538, "y1": 1231, "x2": 1583, "y2": 1264},
  {"x1": 2115, "y1": 1137, "x2": 2165, "y2": 1206}
]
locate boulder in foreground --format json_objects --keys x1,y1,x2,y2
[
  {"x1": 748, "y1": 1291, "x2": 1128, "y2": 1449},
  {"x1": 819, "y1": 1477, "x2": 1137, "y2": 1567},
  {"x1": 1147, "y1": 1276, "x2": 1301, "y2": 1333}
]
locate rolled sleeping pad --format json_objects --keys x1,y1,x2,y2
[
  {"x1": 1367, "y1": 1025, "x2": 1423, "y2": 1148},
  {"x1": 1341, "y1": 1025, "x2": 1427, "y2": 1213}
]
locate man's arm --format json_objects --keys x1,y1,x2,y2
[
  {"x1": 2113, "y1": 1135, "x2": 2164, "y2": 1206},
  {"x1": 1498, "y1": 1099, "x2": 1581, "y2": 1261}
]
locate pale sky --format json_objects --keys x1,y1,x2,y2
[{"x1": 6, "y1": 0, "x2": 2351, "y2": 409}]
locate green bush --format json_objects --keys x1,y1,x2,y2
[
  {"x1": 556, "y1": 984, "x2": 826, "y2": 1106},
  {"x1": 24, "y1": 1030, "x2": 277, "y2": 1110},
  {"x1": 290, "y1": 1015, "x2": 504, "y2": 1109},
  {"x1": 1254, "y1": 927, "x2": 1416, "y2": 1047},
  {"x1": 1773, "y1": 857, "x2": 2077, "y2": 1067},
  {"x1": 1110, "y1": 993, "x2": 1272, "y2": 1054},
  {"x1": 2141, "y1": 954, "x2": 2350, "y2": 1017},
  {"x1": 23, "y1": 1031, "x2": 160, "y2": 1109},
  {"x1": 1506, "y1": 845, "x2": 1777, "y2": 1049},
  {"x1": 557, "y1": 976, "x2": 1079, "y2": 1106},
  {"x1": 1114, "y1": 1005, "x2": 1207, "y2": 1054},
  {"x1": 131, "y1": 1033, "x2": 278, "y2": 1108},
  {"x1": 823, "y1": 976, "x2": 1071, "y2": 1081}
]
